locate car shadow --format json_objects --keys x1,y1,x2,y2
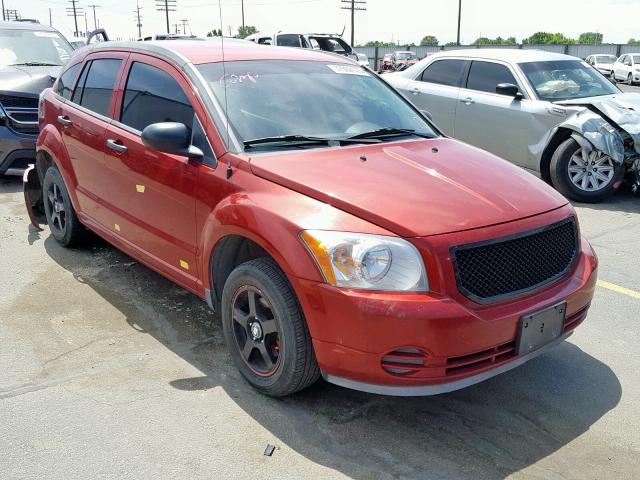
[
  {"x1": 0, "y1": 175, "x2": 23, "y2": 195},
  {"x1": 42, "y1": 234, "x2": 621, "y2": 480},
  {"x1": 571, "y1": 188, "x2": 640, "y2": 214}
]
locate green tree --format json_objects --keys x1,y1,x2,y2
[
  {"x1": 237, "y1": 25, "x2": 258, "y2": 39},
  {"x1": 524, "y1": 32, "x2": 575, "y2": 44},
  {"x1": 419, "y1": 35, "x2": 439, "y2": 46},
  {"x1": 206, "y1": 29, "x2": 222, "y2": 37},
  {"x1": 473, "y1": 36, "x2": 517, "y2": 45},
  {"x1": 628, "y1": 38, "x2": 640, "y2": 45},
  {"x1": 578, "y1": 32, "x2": 603, "y2": 44},
  {"x1": 361, "y1": 40, "x2": 397, "y2": 47}
]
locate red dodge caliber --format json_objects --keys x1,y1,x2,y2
[{"x1": 25, "y1": 40, "x2": 597, "y2": 396}]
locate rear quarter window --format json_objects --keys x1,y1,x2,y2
[{"x1": 56, "y1": 62, "x2": 81, "y2": 99}]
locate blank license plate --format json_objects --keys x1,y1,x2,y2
[{"x1": 516, "y1": 302, "x2": 566, "y2": 356}]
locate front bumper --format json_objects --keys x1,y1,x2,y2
[
  {"x1": 294, "y1": 207, "x2": 597, "y2": 395},
  {"x1": 0, "y1": 125, "x2": 37, "y2": 175}
]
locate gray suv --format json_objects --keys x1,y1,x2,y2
[{"x1": 0, "y1": 21, "x2": 73, "y2": 175}]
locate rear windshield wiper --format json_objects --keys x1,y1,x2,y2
[
  {"x1": 243, "y1": 134, "x2": 380, "y2": 150},
  {"x1": 347, "y1": 127, "x2": 434, "y2": 141},
  {"x1": 10, "y1": 62, "x2": 62, "y2": 67}
]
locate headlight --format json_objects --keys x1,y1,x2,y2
[{"x1": 300, "y1": 230, "x2": 428, "y2": 292}]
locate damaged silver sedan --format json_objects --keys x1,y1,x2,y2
[{"x1": 387, "y1": 49, "x2": 640, "y2": 202}]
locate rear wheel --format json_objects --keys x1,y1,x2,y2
[
  {"x1": 550, "y1": 138, "x2": 622, "y2": 203},
  {"x1": 42, "y1": 166, "x2": 85, "y2": 247},
  {"x1": 221, "y1": 258, "x2": 320, "y2": 396}
]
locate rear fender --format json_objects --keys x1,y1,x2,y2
[{"x1": 23, "y1": 164, "x2": 45, "y2": 230}]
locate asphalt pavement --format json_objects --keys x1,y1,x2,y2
[{"x1": 1, "y1": 172, "x2": 639, "y2": 479}]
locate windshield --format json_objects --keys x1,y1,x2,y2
[
  {"x1": 397, "y1": 52, "x2": 416, "y2": 60},
  {"x1": 197, "y1": 60, "x2": 437, "y2": 150},
  {"x1": 519, "y1": 60, "x2": 619, "y2": 101},
  {"x1": 0, "y1": 28, "x2": 72, "y2": 66},
  {"x1": 595, "y1": 55, "x2": 616, "y2": 64}
]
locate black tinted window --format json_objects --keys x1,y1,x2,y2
[
  {"x1": 276, "y1": 34, "x2": 302, "y2": 47},
  {"x1": 75, "y1": 59, "x2": 122, "y2": 116},
  {"x1": 120, "y1": 62, "x2": 193, "y2": 132},
  {"x1": 466, "y1": 61, "x2": 517, "y2": 94},
  {"x1": 56, "y1": 63, "x2": 81, "y2": 99},
  {"x1": 420, "y1": 60, "x2": 466, "y2": 87}
]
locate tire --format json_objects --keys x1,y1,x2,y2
[
  {"x1": 221, "y1": 257, "x2": 320, "y2": 396},
  {"x1": 628, "y1": 73, "x2": 634, "y2": 86},
  {"x1": 550, "y1": 138, "x2": 623, "y2": 203},
  {"x1": 611, "y1": 71, "x2": 616, "y2": 81},
  {"x1": 42, "y1": 165, "x2": 85, "y2": 247}
]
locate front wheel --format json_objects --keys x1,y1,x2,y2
[
  {"x1": 550, "y1": 138, "x2": 623, "y2": 203},
  {"x1": 628, "y1": 73, "x2": 634, "y2": 86},
  {"x1": 221, "y1": 258, "x2": 320, "y2": 396}
]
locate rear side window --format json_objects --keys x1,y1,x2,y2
[
  {"x1": 56, "y1": 63, "x2": 81, "y2": 99},
  {"x1": 276, "y1": 34, "x2": 302, "y2": 47},
  {"x1": 466, "y1": 61, "x2": 518, "y2": 94},
  {"x1": 120, "y1": 62, "x2": 193, "y2": 132},
  {"x1": 420, "y1": 60, "x2": 466, "y2": 87},
  {"x1": 71, "y1": 59, "x2": 122, "y2": 116}
]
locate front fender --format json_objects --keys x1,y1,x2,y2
[{"x1": 556, "y1": 109, "x2": 625, "y2": 164}]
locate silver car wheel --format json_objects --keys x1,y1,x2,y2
[{"x1": 568, "y1": 148, "x2": 615, "y2": 192}]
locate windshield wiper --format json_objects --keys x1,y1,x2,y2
[
  {"x1": 10, "y1": 62, "x2": 62, "y2": 67},
  {"x1": 243, "y1": 134, "x2": 380, "y2": 150},
  {"x1": 347, "y1": 127, "x2": 434, "y2": 141}
]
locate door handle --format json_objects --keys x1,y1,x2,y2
[
  {"x1": 57, "y1": 115, "x2": 72, "y2": 126},
  {"x1": 106, "y1": 139, "x2": 128, "y2": 153},
  {"x1": 411, "y1": 87, "x2": 420, "y2": 95},
  {"x1": 460, "y1": 97, "x2": 475, "y2": 105}
]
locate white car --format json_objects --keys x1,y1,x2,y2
[
  {"x1": 611, "y1": 53, "x2": 640, "y2": 85},
  {"x1": 585, "y1": 54, "x2": 617, "y2": 77}
]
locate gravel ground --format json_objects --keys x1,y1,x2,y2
[{"x1": 1, "y1": 174, "x2": 639, "y2": 480}]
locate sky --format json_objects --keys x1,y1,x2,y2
[{"x1": 17, "y1": 0, "x2": 640, "y2": 44}]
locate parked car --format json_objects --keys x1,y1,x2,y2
[
  {"x1": 138, "y1": 34, "x2": 200, "y2": 41},
  {"x1": 0, "y1": 20, "x2": 74, "y2": 176},
  {"x1": 245, "y1": 32, "x2": 368, "y2": 66},
  {"x1": 26, "y1": 40, "x2": 597, "y2": 397},
  {"x1": 611, "y1": 53, "x2": 640, "y2": 85},
  {"x1": 380, "y1": 53, "x2": 394, "y2": 71},
  {"x1": 386, "y1": 49, "x2": 640, "y2": 202},
  {"x1": 585, "y1": 54, "x2": 617, "y2": 77},
  {"x1": 392, "y1": 50, "x2": 418, "y2": 68}
]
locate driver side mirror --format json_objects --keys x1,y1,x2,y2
[
  {"x1": 141, "y1": 122, "x2": 203, "y2": 162},
  {"x1": 496, "y1": 83, "x2": 524, "y2": 100}
]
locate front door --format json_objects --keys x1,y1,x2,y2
[
  {"x1": 104, "y1": 54, "x2": 200, "y2": 289},
  {"x1": 454, "y1": 60, "x2": 536, "y2": 166}
]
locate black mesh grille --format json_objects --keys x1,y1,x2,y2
[
  {"x1": 0, "y1": 94, "x2": 38, "y2": 109},
  {"x1": 452, "y1": 219, "x2": 578, "y2": 302}
]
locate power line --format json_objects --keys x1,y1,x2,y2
[
  {"x1": 133, "y1": 0, "x2": 143, "y2": 38},
  {"x1": 155, "y1": 0, "x2": 176, "y2": 35},
  {"x1": 87, "y1": 4, "x2": 100, "y2": 31},
  {"x1": 66, "y1": 0, "x2": 83, "y2": 37},
  {"x1": 340, "y1": 0, "x2": 366, "y2": 46}
]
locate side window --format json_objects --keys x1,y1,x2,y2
[
  {"x1": 419, "y1": 59, "x2": 466, "y2": 87},
  {"x1": 56, "y1": 62, "x2": 81, "y2": 99},
  {"x1": 120, "y1": 61, "x2": 193, "y2": 132},
  {"x1": 276, "y1": 34, "x2": 302, "y2": 47},
  {"x1": 466, "y1": 61, "x2": 518, "y2": 95},
  {"x1": 191, "y1": 116, "x2": 216, "y2": 168},
  {"x1": 70, "y1": 61, "x2": 91, "y2": 104},
  {"x1": 73, "y1": 59, "x2": 123, "y2": 116}
]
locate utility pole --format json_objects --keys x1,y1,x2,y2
[
  {"x1": 456, "y1": 0, "x2": 462, "y2": 45},
  {"x1": 1, "y1": 0, "x2": 5, "y2": 21},
  {"x1": 172, "y1": 23, "x2": 179, "y2": 35},
  {"x1": 5, "y1": 8, "x2": 20, "y2": 20},
  {"x1": 49, "y1": 7, "x2": 52, "y2": 26},
  {"x1": 155, "y1": 0, "x2": 176, "y2": 34},
  {"x1": 87, "y1": 4, "x2": 100, "y2": 30},
  {"x1": 66, "y1": 0, "x2": 83, "y2": 37},
  {"x1": 340, "y1": 0, "x2": 366, "y2": 47},
  {"x1": 180, "y1": 18, "x2": 189, "y2": 35},
  {"x1": 133, "y1": 1, "x2": 142, "y2": 38},
  {"x1": 241, "y1": 0, "x2": 244, "y2": 29},
  {"x1": 84, "y1": 11, "x2": 88, "y2": 34}
]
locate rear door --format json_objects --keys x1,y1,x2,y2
[
  {"x1": 59, "y1": 52, "x2": 127, "y2": 223},
  {"x1": 454, "y1": 59, "x2": 533, "y2": 165},
  {"x1": 104, "y1": 54, "x2": 203, "y2": 288},
  {"x1": 615, "y1": 55, "x2": 627, "y2": 79},
  {"x1": 402, "y1": 59, "x2": 468, "y2": 135}
]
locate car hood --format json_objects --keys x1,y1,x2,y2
[
  {"x1": 557, "y1": 93, "x2": 640, "y2": 156},
  {"x1": 249, "y1": 138, "x2": 567, "y2": 237},
  {"x1": 0, "y1": 65, "x2": 61, "y2": 96}
]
